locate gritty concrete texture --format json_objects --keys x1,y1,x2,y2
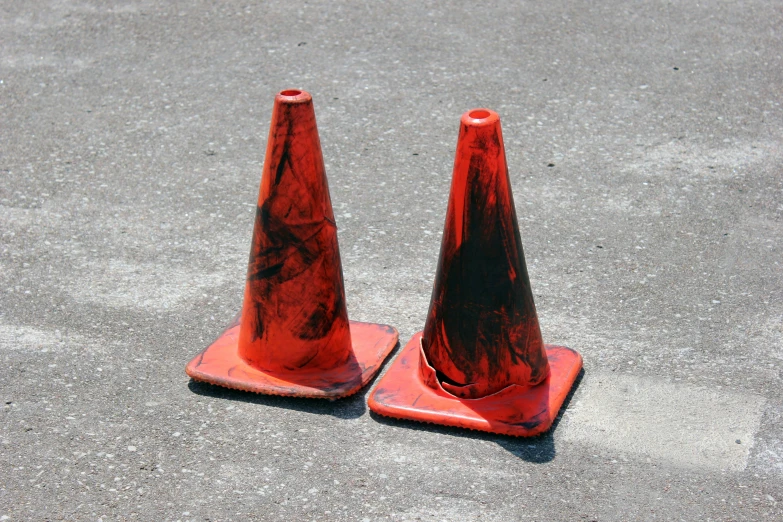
[
  {"x1": 561, "y1": 373, "x2": 766, "y2": 472},
  {"x1": 1, "y1": 0, "x2": 782, "y2": 520}
]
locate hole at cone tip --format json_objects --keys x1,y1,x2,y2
[
  {"x1": 280, "y1": 89, "x2": 303, "y2": 97},
  {"x1": 469, "y1": 109, "x2": 491, "y2": 119}
]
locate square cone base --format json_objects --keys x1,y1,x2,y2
[
  {"x1": 368, "y1": 332, "x2": 582, "y2": 436},
  {"x1": 186, "y1": 320, "x2": 399, "y2": 399}
]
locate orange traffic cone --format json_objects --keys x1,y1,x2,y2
[
  {"x1": 368, "y1": 109, "x2": 582, "y2": 435},
  {"x1": 186, "y1": 89, "x2": 398, "y2": 399}
]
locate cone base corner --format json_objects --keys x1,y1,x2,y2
[
  {"x1": 186, "y1": 320, "x2": 398, "y2": 399},
  {"x1": 368, "y1": 332, "x2": 582, "y2": 437}
]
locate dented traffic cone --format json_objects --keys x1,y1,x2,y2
[
  {"x1": 186, "y1": 89, "x2": 398, "y2": 398},
  {"x1": 368, "y1": 109, "x2": 582, "y2": 435}
]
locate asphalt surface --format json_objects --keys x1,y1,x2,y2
[{"x1": 2, "y1": 1, "x2": 782, "y2": 520}]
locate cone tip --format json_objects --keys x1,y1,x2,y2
[
  {"x1": 461, "y1": 108, "x2": 500, "y2": 127},
  {"x1": 275, "y1": 89, "x2": 311, "y2": 104}
]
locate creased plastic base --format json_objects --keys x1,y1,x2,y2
[{"x1": 368, "y1": 332, "x2": 582, "y2": 436}]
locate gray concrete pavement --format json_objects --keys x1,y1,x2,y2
[{"x1": 2, "y1": 0, "x2": 782, "y2": 520}]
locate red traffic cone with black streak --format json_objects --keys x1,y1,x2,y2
[
  {"x1": 186, "y1": 89, "x2": 398, "y2": 399},
  {"x1": 368, "y1": 109, "x2": 582, "y2": 435}
]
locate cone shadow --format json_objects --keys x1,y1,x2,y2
[
  {"x1": 367, "y1": 410, "x2": 550, "y2": 462},
  {"x1": 187, "y1": 378, "x2": 367, "y2": 419},
  {"x1": 494, "y1": 368, "x2": 584, "y2": 461}
]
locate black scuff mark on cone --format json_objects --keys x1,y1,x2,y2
[
  {"x1": 274, "y1": 144, "x2": 291, "y2": 186},
  {"x1": 251, "y1": 302, "x2": 264, "y2": 342},
  {"x1": 249, "y1": 263, "x2": 284, "y2": 281},
  {"x1": 298, "y1": 303, "x2": 334, "y2": 341},
  {"x1": 192, "y1": 350, "x2": 207, "y2": 368}
]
